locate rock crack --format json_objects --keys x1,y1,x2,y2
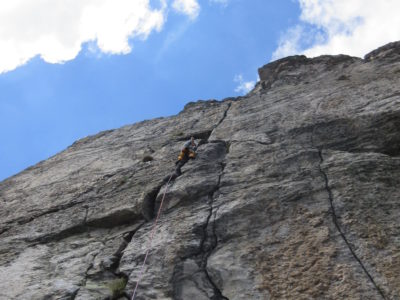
[{"x1": 317, "y1": 150, "x2": 386, "y2": 299}]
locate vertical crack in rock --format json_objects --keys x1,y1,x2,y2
[
  {"x1": 202, "y1": 205, "x2": 228, "y2": 300},
  {"x1": 316, "y1": 150, "x2": 386, "y2": 299},
  {"x1": 179, "y1": 102, "x2": 232, "y2": 146},
  {"x1": 76, "y1": 224, "x2": 145, "y2": 299},
  {"x1": 174, "y1": 141, "x2": 229, "y2": 299},
  {"x1": 177, "y1": 101, "x2": 231, "y2": 146},
  {"x1": 106, "y1": 225, "x2": 145, "y2": 299},
  {"x1": 141, "y1": 183, "x2": 166, "y2": 221},
  {"x1": 108, "y1": 222, "x2": 146, "y2": 276},
  {"x1": 70, "y1": 287, "x2": 80, "y2": 300},
  {"x1": 200, "y1": 161, "x2": 230, "y2": 300},
  {"x1": 311, "y1": 100, "x2": 387, "y2": 299},
  {"x1": 214, "y1": 102, "x2": 232, "y2": 131},
  {"x1": 170, "y1": 102, "x2": 232, "y2": 298},
  {"x1": 194, "y1": 121, "x2": 231, "y2": 299},
  {"x1": 103, "y1": 221, "x2": 146, "y2": 292}
]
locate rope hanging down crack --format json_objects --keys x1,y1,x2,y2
[{"x1": 131, "y1": 173, "x2": 174, "y2": 300}]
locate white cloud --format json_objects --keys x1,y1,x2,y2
[
  {"x1": 272, "y1": 26, "x2": 304, "y2": 61},
  {"x1": 234, "y1": 74, "x2": 256, "y2": 94},
  {"x1": 273, "y1": 0, "x2": 400, "y2": 60},
  {"x1": 172, "y1": 0, "x2": 200, "y2": 19},
  {"x1": 209, "y1": 0, "x2": 230, "y2": 6},
  {"x1": 0, "y1": 0, "x2": 200, "y2": 73}
]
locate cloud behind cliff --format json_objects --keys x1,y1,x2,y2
[
  {"x1": 234, "y1": 74, "x2": 256, "y2": 94},
  {"x1": 0, "y1": 0, "x2": 200, "y2": 73},
  {"x1": 273, "y1": 0, "x2": 400, "y2": 59}
]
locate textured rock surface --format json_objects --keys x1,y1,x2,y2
[{"x1": 1, "y1": 41, "x2": 399, "y2": 300}]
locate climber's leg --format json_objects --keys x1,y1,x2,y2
[{"x1": 175, "y1": 159, "x2": 187, "y2": 176}]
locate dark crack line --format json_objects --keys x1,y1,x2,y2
[
  {"x1": 70, "y1": 287, "x2": 80, "y2": 300},
  {"x1": 15, "y1": 168, "x2": 139, "y2": 228},
  {"x1": 9, "y1": 184, "x2": 97, "y2": 228},
  {"x1": 317, "y1": 150, "x2": 386, "y2": 299},
  {"x1": 0, "y1": 227, "x2": 10, "y2": 237},
  {"x1": 31, "y1": 208, "x2": 143, "y2": 245},
  {"x1": 199, "y1": 163, "x2": 230, "y2": 300},
  {"x1": 231, "y1": 139, "x2": 270, "y2": 146},
  {"x1": 31, "y1": 206, "x2": 90, "y2": 244},
  {"x1": 202, "y1": 206, "x2": 229, "y2": 300},
  {"x1": 110, "y1": 222, "x2": 146, "y2": 276},
  {"x1": 311, "y1": 115, "x2": 386, "y2": 299},
  {"x1": 198, "y1": 196, "x2": 214, "y2": 258},
  {"x1": 142, "y1": 182, "x2": 165, "y2": 221},
  {"x1": 192, "y1": 274, "x2": 211, "y2": 298},
  {"x1": 213, "y1": 102, "x2": 232, "y2": 132},
  {"x1": 76, "y1": 223, "x2": 144, "y2": 299},
  {"x1": 83, "y1": 206, "x2": 89, "y2": 224},
  {"x1": 76, "y1": 223, "x2": 145, "y2": 298},
  {"x1": 15, "y1": 195, "x2": 91, "y2": 226}
]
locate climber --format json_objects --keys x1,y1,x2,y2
[{"x1": 175, "y1": 136, "x2": 197, "y2": 176}]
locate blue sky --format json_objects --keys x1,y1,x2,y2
[{"x1": 1, "y1": 0, "x2": 399, "y2": 181}]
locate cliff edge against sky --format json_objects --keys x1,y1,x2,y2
[{"x1": 1, "y1": 41, "x2": 400, "y2": 300}]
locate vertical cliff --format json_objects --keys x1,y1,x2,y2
[{"x1": 1, "y1": 41, "x2": 399, "y2": 300}]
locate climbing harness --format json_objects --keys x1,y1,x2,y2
[
  {"x1": 131, "y1": 173, "x2": 174, "y2": 300},
  {"x1": 178, "y1": 148, "x2": 196, "y2": 161}
]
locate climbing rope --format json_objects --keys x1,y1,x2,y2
[{"x1": 131, "y1": 173, "x2": 174, "y2": 300}]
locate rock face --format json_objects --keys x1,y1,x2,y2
[{"x1": 1, "y1": 41, "x2": 400, "y2": 300}]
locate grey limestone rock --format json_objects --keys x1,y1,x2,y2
[{"x1": 1, "y1": 41, "x2": 400, "y2": 299}]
